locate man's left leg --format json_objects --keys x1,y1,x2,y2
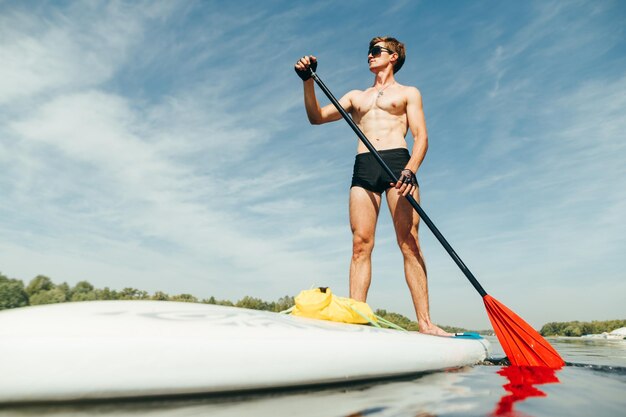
[{"x1": 386, "y1": 187, "x2": 452, "y2": 336}]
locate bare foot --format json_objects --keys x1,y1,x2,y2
[{"x1": 419, "y1": 323, "x2": 454, "y2": 337}]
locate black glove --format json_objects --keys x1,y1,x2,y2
[
  {"x1": 398, "y1": 169, "x2": 418, "y2": 187},
  {"x1": 295, "y1": 57, "x2": 317, "y2": 81}
]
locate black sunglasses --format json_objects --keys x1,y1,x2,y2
[{"x1": 368, "y1": 45, "x2": 395, "y2": 56}]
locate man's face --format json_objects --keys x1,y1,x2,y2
[{"x1": 368, "y1": 42, "x2": 395, "y2": 71}]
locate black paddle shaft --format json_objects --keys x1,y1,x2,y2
[{"x1": 309, "y1": 70, "x2": 488, "y2": 298}]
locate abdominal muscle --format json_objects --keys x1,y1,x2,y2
[{"x1": 351, "y1": 90, "x2": 409, "y2": 154}]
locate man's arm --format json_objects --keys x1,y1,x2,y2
[
  {"x1": 405, "y1": 87, "x2": 428, "y2": 173},
  {"x1": 393, "y1": 87, "x2": 428, "y2": 196},
  {"x1": 296, "y1": 55, "x2": 353, "y2": 125}
]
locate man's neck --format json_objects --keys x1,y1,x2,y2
[{"x1": 373, "y1": 67, "x2": 396, "y2": 87}]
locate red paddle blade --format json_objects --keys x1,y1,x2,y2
[{"x1": 483, "y1": 294, "x2": 565, "y2": 368}]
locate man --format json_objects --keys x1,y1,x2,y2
[{"x1": 295, "y1": 36, "x2": 450, "y2": 336}]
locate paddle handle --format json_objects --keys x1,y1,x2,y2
[{"x1": 310, "y1": 70, "x2": 488, "y2": 298}]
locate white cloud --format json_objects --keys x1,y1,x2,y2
[
  {"x1": 4, "y1": 82, "x2": 343, "y2": 291},
  {"x1": 0, "y1": 2, "x2": 174, "y2": 105}
]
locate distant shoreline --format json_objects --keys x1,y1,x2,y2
[
  {"x1": 540, "y1": 320, "x2": 626, "y2": 337},
  {"x1": 2, "y1": 272, "x2": 624, "y2": 335}
]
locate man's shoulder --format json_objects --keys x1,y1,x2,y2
[
  {"x1": 397, "y1": 84, "x2": 422, "y2": 102},
  {"x1": 346, "y1": 88, "x2": 366, "y2": 96},
  {"x1": 397, "y1": 84, "x2": 421, "y2": 94},
  {"x1": 341, "y1": 89, "x2": 365, "y2": 100}
]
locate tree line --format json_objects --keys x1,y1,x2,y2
[
  {"x1": 0, "y1": 272, "x2": 294, "y2": 312},
  {"x1": 8, "y1": 272, "x2": 622, "y2": 335},
  {"x1": 540, "y1": 320, "x2": 626, "y2": 337},
  {"x1": 1, "y1": 271, "x2": 475, "y2": 332}
]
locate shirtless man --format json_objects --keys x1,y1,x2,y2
[{"x1": 295, "y1": 36, "x2": 450, "y2": 336}]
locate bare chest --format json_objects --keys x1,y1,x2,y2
[{"x1": 351, "y1": 89, "x2": 407, "y2": 120}]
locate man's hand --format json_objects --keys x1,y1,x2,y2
[
  {"x1": 392, "y1": 168, "x2": 418, "y2": 196},
  {"x1": 295, "y1": 55, "x2": 317, "y2": 81}
]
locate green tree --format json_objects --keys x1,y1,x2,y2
[
  {"x1": 201, "y1": 296, "x2": 234, "y2": 306},
  {"x1": 95, "y1": 287, "x2": 119, "y2": 300},
  {"x1": 71, "y1": 291, "x2": 97, "y2": 302},
  {"x1": 374, "y1": 309, "x2": 420, "y2": 331},
  {"x1": 151, "y1": 291, "x2": 170, "y2": 301},
  {"x1": 70, "y1": 281, "x2": 96, "y2": 302},
  {"x1": 118, "y1": 288, "x2": 148, "y2": 300},
  {"x1": 71, "y1": 281, "x2": 94, "y2": 293},
  {"x1": 580, "y1": 322, "x2": 595, "y2": 336},
  {"x1": 272, "y1": 295, "x2": 295, "y2": 312},
  {"x1": 216, "y1": 299, "x2": 234, "y2": 306},
  {"x1": 30, "y1": 288, "x2": 67, "y2": 305},
  {"x1": 540, "y1": 319, "x2": 626, "y2": 336},
  {"x1": 25, "y1": 275, "x2": 54, "y2": 297},
  {"x1": 170, "y1": 293, "x2": 198, "y2": 303},
  {"x1": 202, "y1": 296, "x2": 217, "y2": 304},
  {"x1": 540, "y1": 322, "x2": 561, "y2": 336},
  {"x1": 57, "y1": 282, "x2": 71, "y2": 300},
  {"x1": 0, "y1": 277, "x2": 29, "y2": 310},
  {"x1": 563, "y1": 324, "x2": 582, "y2": 337},
  {"x1": 236, "y1": 296, "x2": 271, "y2": 311}
]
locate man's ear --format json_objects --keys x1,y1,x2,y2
[{"x1": 390, "y1": 53, "x2": 398, "y2": 64}]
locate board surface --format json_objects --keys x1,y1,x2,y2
[{"x1": 0, "y1": 300, "x2": 490, "y2": 403}]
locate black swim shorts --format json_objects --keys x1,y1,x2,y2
[{"x1": 350, "y1": 148, "x2": 418, "y2": 194}]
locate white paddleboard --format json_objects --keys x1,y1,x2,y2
[{"x1": 0, "y1": 300, "x2": 490, "y2": 403}]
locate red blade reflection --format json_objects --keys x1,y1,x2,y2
[{"x1": 492, "y1": 366, "x2": 561, "y2": 416}]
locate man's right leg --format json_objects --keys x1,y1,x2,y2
[{"x1": 349, "y1": 186, "x2": 381, "y2": 302}]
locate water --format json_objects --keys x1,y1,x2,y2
[{"x1": 1, "y1": 337, "x2": 624, "y2": 417}]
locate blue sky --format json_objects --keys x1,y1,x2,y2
[{"x1": 1, "y1": 0, "x2": 624, "y2": 329}]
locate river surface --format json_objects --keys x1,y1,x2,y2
[{"x1": 1, "y1": 337, "x2": 624, "y2": 417}]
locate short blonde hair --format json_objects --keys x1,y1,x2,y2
[{"x1": 369, "y1": 36, "x2": 406, "y2": 73}]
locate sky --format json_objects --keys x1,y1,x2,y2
[{"x1": 1, "y1": 0, "x2": 624, "y2": 329}]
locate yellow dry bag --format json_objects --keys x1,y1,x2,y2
[{"x1": 291, "y1": 287, "x2": 377, "y2": 325}]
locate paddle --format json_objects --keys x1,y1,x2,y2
[{"x1": 307, "y1": 67, "x2": 565, "y2": 369}]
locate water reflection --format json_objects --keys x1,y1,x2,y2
[
  {"x1": 550, "y1": 337, "x2": 626, "y2": 367},
  {"x1": 3, "y1": 362, "x2": 625, "y2": 417},
  {"x1": 492, "y1": 366, "x2": 560, "y2": 416},
  {"x1": 345, "y1": 406, "x2": 435, "y2": 417}
]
